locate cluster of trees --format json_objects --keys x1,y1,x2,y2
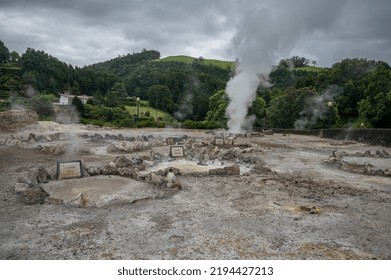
[{"x1": 0, "y1": 38, "x2": 390, "y2": 128}]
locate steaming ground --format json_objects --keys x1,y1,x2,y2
[{"x1": 1, "y1": 123, "x2": 390, "y2": 259}]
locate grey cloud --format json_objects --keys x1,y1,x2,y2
[{"x1": 0, "y1": 0, "x2": 390, "y2": 67}]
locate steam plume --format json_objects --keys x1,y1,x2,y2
[
  {"x1": 226, "y1": 0, "x2": 346, "y2": 132},
  {"x1": 294, "y1": 85, "x2": 342, "y2": 129}
]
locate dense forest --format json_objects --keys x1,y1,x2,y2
[{"x1": 1, "y1": 39, "x2": 390, "y2": 129}]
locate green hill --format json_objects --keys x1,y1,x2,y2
[{"x1": 158, "y1": 55, "x2": 234, "y2": 70}]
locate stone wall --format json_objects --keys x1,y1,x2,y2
[{"x1": 268, "y1": 128, "x2": 391, "y2": 147}]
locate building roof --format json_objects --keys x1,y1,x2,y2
[{"x1": 59, "y1": 93, "x2": 92, "y2": 100}]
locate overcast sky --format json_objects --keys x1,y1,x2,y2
[{"x1": 0, "y1": 0, "x2": 390, "y2": 67}]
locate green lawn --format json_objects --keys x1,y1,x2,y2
[
  {"x1": 157, "y1": 55, "x2": 234, "y2": 70},
  {"x1": 125, "y1": 105, "x2": 173, "y2": 121}
]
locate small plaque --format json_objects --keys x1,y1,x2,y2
[
  {"x1": 57, "y1": 160, "x2": 82, "y2": 180},
  {"x1": 58, "y1": 133, "x2": 69, "y2": 140},
  {"x1": 215, "y1": 138, "x2": 224, "y2": 146},
  {"x1": 170, "y1": 146, "x2": 184, "y2": 158},
  {"x1": 166, "y1": 138, "x2": 175, "y2": 146}
]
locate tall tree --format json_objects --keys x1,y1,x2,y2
[{"x1": 0, "y1": 40, "x2": 9, "y2": 63}]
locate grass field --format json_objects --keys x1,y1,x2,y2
[
  {"x1": 158, "y1": 55, "x2": 234, "y2": 70},
  {"x1": 125, "y1": 104, "x2": 173, "y2": 121}
]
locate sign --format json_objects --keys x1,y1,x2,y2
[
  {"x1": 57, "y1": 160, "x2": 83, "y2": 179},
  {"x1": 215, "y1": 138, "x2": 224, "y2": 146},
  {"x1": 58, "y1": 133, "x2": 69, "y2": 140},
  {"x1": 170, "y1": 146, "x2": 184, "y2": 158},
  {"x1": 166, "y1": 138, "x2": 175, "y2": 146}
]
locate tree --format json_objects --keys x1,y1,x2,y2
[
  {"x1": 279, "y1": 56, "x2": 310, "y2": 68},
  {"x1": 247, "y1": 96, "x2": 267, "y2": 127},
  {"x1": 205, "y1": 90, "x2": 228, "y2": 123},
  {"x1": 105, "y1": 82, "x2": 128, "y2": 107},
  {"x1": 9, "y1": 51, "x2": 20, "y2": 62},
  {"x1": 358, "y1": 65, "x2": 391, "y2": 127},
  {"x1": 146, "y1": 84, "x2": 175, "y2": 114},
  {"x1": 206, "y1": 90, "x2": 266, "y2": 127},
  {"x1": 71, "y1": 96, "x2": 85, "y2": 116},
  {"x1": 31, "y1": 93, "x2": 56, "y2": 118},
  {"x1": 0, "y1": 40, "x2": 9, "y2": 63},
  {"x1": 266, "y1": 87, "x2": 316, "y2": 128}
]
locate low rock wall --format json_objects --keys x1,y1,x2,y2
[{"x1": 268, "y1": 128, "x2": 391, "y2": 147}]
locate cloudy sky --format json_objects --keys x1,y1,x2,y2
[{"x1": 0, "y1": 0, "x2": 390, "y2": 67}]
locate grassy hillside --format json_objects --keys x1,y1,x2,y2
[
  {"x1": 158, "y1": 55, "x2": 234, "y2": 69},
  {"x1": 125, "y1": 104, "x2": 174, "y2": 121}
]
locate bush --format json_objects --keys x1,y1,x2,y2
[
  {"x1": 80, "y1": 118, "x2": 106, "y2": 127},
  {"x1": 183, "y1": 120, "x2": 221, "y2": 129},
  {"x1": 118, "y1": 117, "x2": 135, "y2": 127},
  {"x1": 137, "y1": 120, "x2": 165, "y2": 128}
]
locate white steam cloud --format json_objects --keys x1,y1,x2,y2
[
  {"x1": 174, "y1": 92, "x2": 193, "y2": 121},
  {"x1": 226, "y1": 0, "x2": 346, "y2": 133},
  {"x1": 294, "y1": 85, "x2": 342, "y2": 130}
]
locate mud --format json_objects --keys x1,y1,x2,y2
[{"x1": 0, "y1": 122, "x2": 390, "y2": 259}]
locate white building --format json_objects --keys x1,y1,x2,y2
[{"x1": 58, "y1": 93, "x2": 92, "y2": 105}]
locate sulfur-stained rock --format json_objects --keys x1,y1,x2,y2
[
  {"x1": 0, "y1": 110, "x2": 38, "y2": 132},
  {"x1": 341, "y1": 161, "x2": 366, "y2": 174}
]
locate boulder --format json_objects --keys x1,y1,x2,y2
[
  {"x1": 363, "y1": 150, "x2": 371, "y2": 157},
  {"x1": 224, "y1": 165, "x2": 240, "y2": 175},
  {"x1": 101, "y1": 164, "x2": 118, "y2": 175},
  {"x1": 118, "y1": 167, "x2": 134, "y2": 178},
  {"x1": 209, "y1": 168, "x2": 226, "y2": 175},
  {"x1": 165, "y1": 167, "x2": 181, "y2": 175},
  {"x1": 47, "y1": 166, "x2": 58, "y2": 180},
  {"x1": 341, "y1": 161, "x2": 366, "y2": 174},
  {"x1": 264, "y1": 129, "x2": 273, "y2": 135},
  {"x1": 37, "y1": 166, "x2": 49, "y2": 183},
  {"x1": 381, "y1": 150, "x2": 390, "y2": 157},
  {"x1": 27, "y1": 169, "x2": 38, "y2": 187},
  {"x1": 114, "y1": 155, "x2": 131, "y2": 168},
  {"x1": 18, "y1": 186, "x2": 49, "y2": 205},
  {"x1": 107, "y1": 144, "x2": 119, "y2": 153},
  {"x1": 86, "y1": 166, "x2": 101, "y2": 176},
  {"x1": 14, "y1": 182, "x2": 30, "y2": 194},
  {"x1": 149, "y1": 172, "x2": 166, "y2": 187}
]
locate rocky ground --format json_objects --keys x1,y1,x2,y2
[{"x1": 0, "y1": 121, "x2": 390, "y2": 260}]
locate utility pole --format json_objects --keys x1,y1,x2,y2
[{"x1": 136, "y1": 97, "x2": 140, "y2": 124}]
